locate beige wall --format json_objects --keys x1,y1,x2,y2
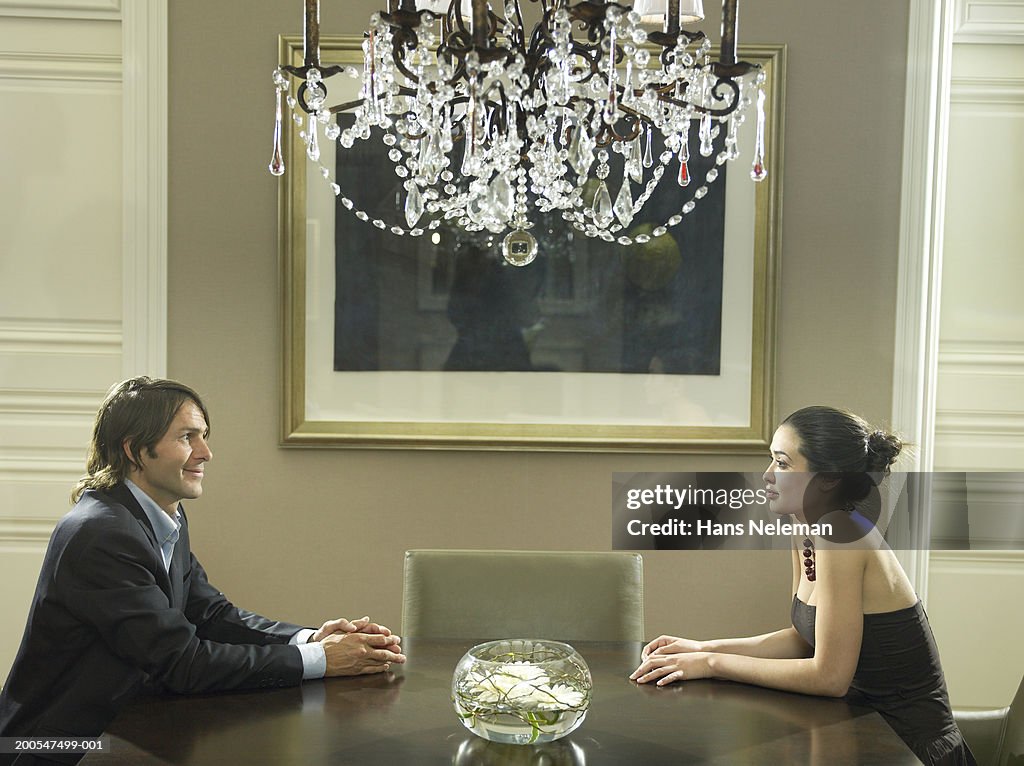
[{"x1": 166, "y1": 1, "x2": 909, "y2": 642}]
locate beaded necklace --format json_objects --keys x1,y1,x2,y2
[{"x1": 802, "y1": 537, "x2": 816, "y2": 582}]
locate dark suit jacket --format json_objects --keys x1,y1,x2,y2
[{"x1": 0, "y1": 483, "x2": 306, "y2": 752}]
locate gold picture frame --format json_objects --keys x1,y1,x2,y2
[{"x1": 278, "y1": 35, "x2": 785, "y2": 452}]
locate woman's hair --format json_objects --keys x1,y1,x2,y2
[
  {"x1": 782, "y1": 406, "x2": 902, "y2": 504},
  {"x1": 71, "y1": 377, "x2": 210, "y2": 503}
]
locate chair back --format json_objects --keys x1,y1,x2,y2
[
  {"x1": 999, "y1": 673, "x2": 1024, "y2": 766},
  {"x1": 401, "y1": 549, "x2": 644, "y2": 641}
]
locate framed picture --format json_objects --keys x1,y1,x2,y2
[{"x1": 278, "y1": 35, "x2": 785, "y2": 452}]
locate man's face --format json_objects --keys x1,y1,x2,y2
[{"x1": 126, "y1": 400, "x2": 212, "y2": 515}]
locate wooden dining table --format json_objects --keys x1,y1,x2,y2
[{"x1": 84, "y1": 639, "x2": 920, "y2": 765}]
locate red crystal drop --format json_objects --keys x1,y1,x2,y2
[{"x1": 677, "y1": 158, "x2": 690, "y2": 187}]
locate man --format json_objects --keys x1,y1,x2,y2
[{"x1": 0, "y1": 377, "x2": 404, "y2": 762}]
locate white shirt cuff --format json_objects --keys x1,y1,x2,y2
[
  {"x1": 296, "y1": 640, "x2": 327, "y2": 680},
  {"x1": 290, "y1": 628, "x2": 316, "y2": 645}
]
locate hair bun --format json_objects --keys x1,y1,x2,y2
[{"x1": 866, "y1": 429, "x2": 902, "y2": 472}]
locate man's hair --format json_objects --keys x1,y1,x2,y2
[{"x1": 72, "y1": 377, "x2": 210, "y2": 503}]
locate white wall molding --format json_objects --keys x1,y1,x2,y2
[
  {"x1": 940, "y1": 340, "x2": 1024, "y2": 374},
  {"x1": 0, "y1": 51, "x2": 120, "y2": 82},
  {"x1": 0, "y1": 0, "x2": 119, "y2": 20},
  {"x1": 0, "y1": 450, "x2": 86, "y2": 482},
  {"x1": 0, "y1": 319, "x2": 120, "y2": 356},
  {"x1": 892, "y1": 0, "x2": 957, "y2": 599},
  {"x1": 951, "y1": 74, "x2": 1024, "y2": 106},
  {"x1": 954, "y1": 0, "x2": 1024, "y2": 43},
  {"x1": 0, "y1": 390, "x2": 106, "y2": 415},
  {"x1": 931, "y1": 549, "x2": 1024, "y2": 570},
  {"x1": 121, "y1": 0, "x2": 167, "y2": 378},
  {"x1": 0, "y1": 517, "x2": 54, "y2": 545},
  {"x1": 937, "y1": 410, "x2": 1024, "y2": 436}
]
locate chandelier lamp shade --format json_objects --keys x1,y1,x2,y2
[{"x1": 269, "y1": 0, "x2": 767, "y2": 264}]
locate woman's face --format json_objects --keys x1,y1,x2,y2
[{"x1": 763, "y1": 424, "x2": 815, "y2": 519}]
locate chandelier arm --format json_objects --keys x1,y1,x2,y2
[
  {"x1": 720, "y1": 0, "x2": 738, "y2": 67},
  {"x1": 566, "y1": 39, "x2": 602, "y2": 84},
  {"x1": 710, "y1": 60, "x2": 761, "y2": 79},
  {"x1": 506, "y1": 0, "x2": 527, "y2": 49},
  {"x1": 303, "y1": 0, "x2": 320, "y2": 68},
  {"x1": 666, "y1": 0, "x2": 680, "y2": 36},
  {"x1": 655, "y1": 85, "x2": 739, "y2": 118},
  {"x1": 471, "y1": 0, "x2": 490, "y2": 48},
  {"x1": 281, "y1": 63, "x2": 347, "y2": 91},
  {"x1": 597, "y1": 109, "x2": 646, "y2": 144},
  {"x1": 488, "y1": 81, "x2": 511, "y2": 137},
  {"x1": 648, "y1": 29, "x2": 707, "y2": 68},
  {"x1": 709, "y1": 77, "x2": 740, "y2": 111},
  {"x1": 526, "y1": 6, "x2": 555, "y2": 61},
  {"x1": 452, "y1": 3, "x2": 472, "y2": 46},
  {"x1": 326, "y1": 81, "x2": 417, "y2": 116},
  {"x1": 567, "y1": 1, "x2": 632, "y2": 44},
  {"x1": 436, "y1": 47, "x2": 470, "y2": 88},
  {"x1": 389, "y1": 30, "x2": 424, "y2": 85}
]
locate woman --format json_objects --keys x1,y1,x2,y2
[{"x1": 631, "y1": 406, "x2": 976, "y2": 766}]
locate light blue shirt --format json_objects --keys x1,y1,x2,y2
[{"x1": 123, "y1": 480, "x2": 326, "y2": 680}]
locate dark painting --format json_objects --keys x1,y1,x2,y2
[{"x1": 334, "y1": 118, "x2": 727, "y2": 375}]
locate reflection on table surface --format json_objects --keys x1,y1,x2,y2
[{"x1": 85, "y1": 640, "x2": 918, "y2": 765}]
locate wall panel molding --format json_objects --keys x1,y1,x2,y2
[
  {"x1": 0, "y1": 390, "x2": 105, "y2": 415},
  {"x1": 955, "y1": 0, "x2": 1024, "y2": 43},
  {"x1": 0, "y1": 318, "x2": 120, "y2": 356},
  {"x1": 0, "y1": 51, "x2": 120, "y2": 83},
  {"x1": 0, "y1": 450, "x2": 85, "y2": 482},
  {"x1": 121, "y1": 0, "x2": 167, "y2": 377},
  {"x1": 931, "y1": 549, "x2": 1024, "y2": 571},
  {"x1": 0, "y1": 0, "x2": 119, "y2": 20},
  {"x1": 937, "y1": 409, "x2": 1024, "y2": 436},
  {"x1": 0, "y1": 517, "x2": 58, "y2": 544},
  {"x1": 940, "y1": 340, "x2": 1024, "y2": 374},
  {"x1": 950, "y1": 74, "x2": 1024, "y2": 105},
  {"x1": 892, "y1": 0, "x2": 957, "y2": 598}
]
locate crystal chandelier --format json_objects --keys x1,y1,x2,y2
[{"x1": 269, "y1": 0, "x2": 767, "y2": 266}]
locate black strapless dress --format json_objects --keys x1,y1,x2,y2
[{"x1": 792, "y1": 596, "x2": 977, "y2": 766}]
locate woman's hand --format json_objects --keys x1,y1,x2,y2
[
  {"x1": 641, "y1": 635, "x2": 703, "y2": 660},
  {"x1": 630, "y1": 651, "x2": 712, "y2": 686}
]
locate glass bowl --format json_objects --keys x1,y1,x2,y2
[{"x1": 451, "y1": 639, "x2": 592, "y2": 745}]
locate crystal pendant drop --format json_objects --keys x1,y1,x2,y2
[
  {"x1": 677, "y1": 157, "x2": 691, "y2": 187},
  {"x1": 592, "y1": 180, "x2": 614, "y2": 228},
  {"x1": 750, "y1": 89, "x2": 768, "y2": 182},
  {"x1": 643, "y1": 126, "x2": 654, "y2": 169},
  {"x1": 306, "y1": 113, "x2": 320, "y2": 162},
  {"x1": 501, "y1": 228, "x2": 539, "y2": 267},
  {"x1": 604, "y1": 83, "x2": 618, "y2": 124},
  {"x1": 420, "y1": 131, "x2": 445, "y2": 184},
  {"x1": 678, "y1": 126, "x2": 691, "y2": 187},
  {"x1": 269, "y1": 88, "x2": 285, "y2": 176},
  {"x1": 570, "y1": 127, "x2": 594, "y2": 177},
  {"x1": 405, "y1": 183, "x2": 424, "y2": 229},
  {"x1": 725, "y1": 116, "x2": 740, "y2": 161},
  {"x1": 568, "y1": 124, "x2": 581, "y2": 161},
  {"x1": 490, "y1": 174, "x2": 515, "y2": 223},
  {"x1": 628, "y1": 137, "x2": 643, "y2": 184},
  {"x1": 603, "y1": 27, "x2": 618, "y2": 124},
  {"x1": 699, "y1": 112, "x2": 713, "y2": 157},
  {"x1": 613, "y1": 177, "x2": 634, "y2": 227}
]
